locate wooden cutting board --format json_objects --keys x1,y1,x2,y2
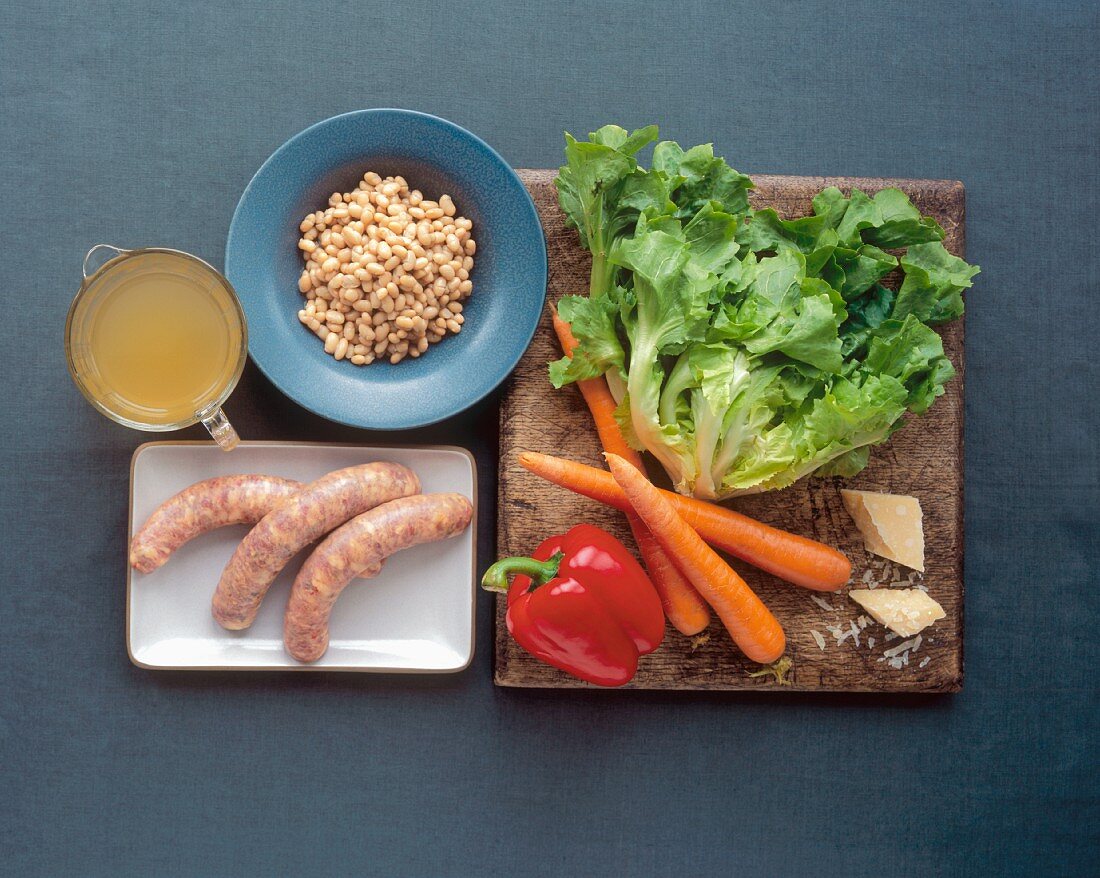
[{"x1": 495, "y1": 169, "x2": 965, "y2": 692}]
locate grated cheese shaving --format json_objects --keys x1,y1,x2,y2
[
  {"x1": 802, "y1": 597, "x2": 935, "y2": 675},
  {"x1": 883, "y1": 634, "x2": 923, "y2": 658},
  {"x1": 811, "y1": 595, "x2": 837, "y2": 613}
]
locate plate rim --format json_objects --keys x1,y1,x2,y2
[
  {"x1": 126, "y1": 439, "x2": 478, "y2": 673},
  {"x1": 225, "y1": 108, "x2": 548, "y2": 430}
]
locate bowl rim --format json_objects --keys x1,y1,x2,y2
[{"x1": 225, "y1": 108, "x2": 547, "y2": 430}]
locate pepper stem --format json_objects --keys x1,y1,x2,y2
[{"x1": 481, "y1": 552, "x2": 564, "y2": 594}]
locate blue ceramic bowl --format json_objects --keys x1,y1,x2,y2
[{"x1": 226, "y1": 109, "x2": 546, "y2": 429}]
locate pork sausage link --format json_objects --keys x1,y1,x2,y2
[
  {"x1": 284, "y1": 493, "x2": 473, "y2": 662},
  {"x1": 130, "y1": 475, "x2": 303, "y2": 574},
  {"x1": 211, "y1": 462, "x2": 420, "y2": 630}
]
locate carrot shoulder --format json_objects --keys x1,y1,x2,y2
[
  {"x1": 518, "y1": 450, "x2": 852, "y2": 592},
  {"x1": 552, "y1": 310, "x2": 710, "y2": 635},
  {"x1": 605, "y1": 453, "x2": 785, "y2": 663}
]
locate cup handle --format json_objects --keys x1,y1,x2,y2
[
  {"x1": 83, "y1": 244, "x2": 128, "y2": 279},
  {"x1": 199, "y1": 406, "x2": 241, "y2": 451}
]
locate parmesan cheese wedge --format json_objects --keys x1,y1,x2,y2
[
  {"x1": 848, "y1": 589, "x2": 944, "y2": 637},
  {"x1": 840, "y1": 489, "x2": 925, "y2": 571}
]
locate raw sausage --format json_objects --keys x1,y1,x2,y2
[
  {"x1": 130, "y1": 475, "x2": 303, "y2": 574},
  {"x1": 283, "y1": 492, "x2": 473, "y2": 662},
  {"x1": 211, "y1": 462, "x2": 420, "y2": 630},
  {"x1": 284, "y1": 493, "x2": 473, "y2": 663}
]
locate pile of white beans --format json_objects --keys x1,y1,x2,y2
[{"x1": 296, "y1": 172, "x2": 475, "y2": 365}]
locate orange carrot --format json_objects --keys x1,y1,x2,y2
[
  {"x1": 629, "y1": 525, "x2": 710, "y2": 634},
  {"x1": 552, "y1": 309, "x2": 710, "y2": 635},
  {"x1": 518, "y1": 450, "x2": 852, "y2": 592},
  {"x1": 605, "y1": 453, "x2": 785, "y2": 663}
]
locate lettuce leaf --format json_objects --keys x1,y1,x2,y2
[
  {"x1": 548, "y1": 289, "x2": 626, "y2": 387},
  {"x1": 555, "y1": 125, "x2": 668, "y2": 298},
  {"x1": 550, "y1": 125, "x2": 980, "y2": 498},
  {"x1": 839, "y1": 283, "x2": 895, "y2": 356},
  {"x1": 653, "y1": 141, "x2": 754, "y2": 220},
  {"x1": 894, "y1": 241, "x2": 980, "y2": 324},
  {"x1": 817, "y1": 186, "x2": 946, "y2": 248},
  {"x1": 612, "y1": 213, "x2": 736, "y2": 491}
]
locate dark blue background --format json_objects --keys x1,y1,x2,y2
[{"x1": 2, "y1": 1, "x2": 1096, "y2": 875}]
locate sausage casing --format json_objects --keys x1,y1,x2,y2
[
  {"x1": 284, "y1": 493, "x2": 473, "y2": 662},
  {"x1": 130, "y1": 475, "x2": 303, "y2": 574},
  {"x1": 211, "y1": 462, "x2": 420, "y2": 630}
]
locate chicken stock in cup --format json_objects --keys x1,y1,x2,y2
[{"x1": 65, "y1": 245, "x2": 247, "y2": 450}]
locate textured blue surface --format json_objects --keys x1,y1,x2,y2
[
  {"x1": 226, "y1": 109, "x2": 546, "y2": 429},
  {"x1": 1, "y1": 1, "x2": 1097, "y2": 876}
]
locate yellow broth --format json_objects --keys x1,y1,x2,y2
[{"x1": 68, "y1": 251, "x2": 244, "y2": 427}]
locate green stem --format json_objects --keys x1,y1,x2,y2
[
  {"x1": 590, "y1": 250, "x2": 609, "y2": 297},
  {"x1": 658, "y1": 352, "x2": 693, "y2": 428},
  {"x1": 481, "y1": 551, "x2": 564, "y2": 594}
]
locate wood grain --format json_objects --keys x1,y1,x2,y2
[{"x1": 495, "y1": 169, "x2": 965, "y2": 692}]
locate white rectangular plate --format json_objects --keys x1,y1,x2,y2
[{"x1": 128, "y1": 442, "x2": 477, "y2": 672}]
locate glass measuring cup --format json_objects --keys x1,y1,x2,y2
[{"x1": 65, "y1": 244, "x2": 247, "y2": 450}]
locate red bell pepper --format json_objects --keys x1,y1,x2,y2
[{"x1": 481, "y1": 523, "x2": 665, "y2": 686}]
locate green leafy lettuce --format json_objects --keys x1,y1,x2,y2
[{"x1": 550, "y1": 125, "x2": 979, "y2": 499}]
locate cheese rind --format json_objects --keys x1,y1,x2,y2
[
  {"x1": 848, "y1": 589, "x2": 944, "y2": 637},
  {"x1": 840, "y1": 489, "x2": 925, "y2": 571}
]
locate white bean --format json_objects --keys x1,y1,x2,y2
[{"x1": 297, "y1": 175, "x2": 475, "y2": 366}]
